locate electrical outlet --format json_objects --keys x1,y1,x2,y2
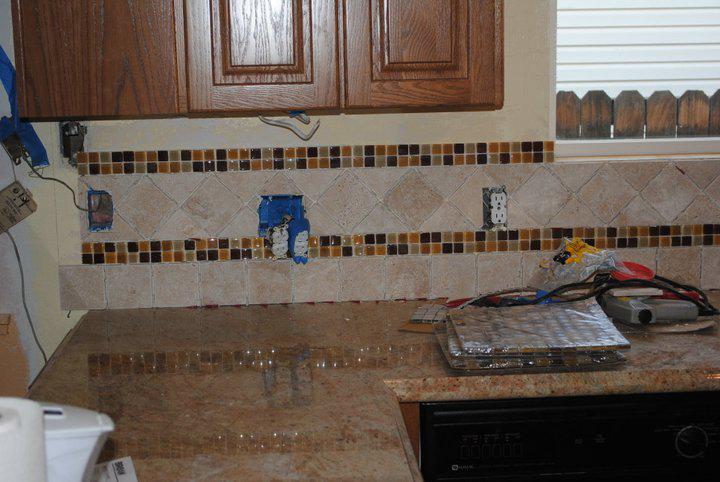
[{"x1": 482, "y1": 186, "x2": 507, "y2": 230}]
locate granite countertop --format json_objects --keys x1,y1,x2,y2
[{"x1": 29, "y1": 299, "x2": 720, "y2": 480}]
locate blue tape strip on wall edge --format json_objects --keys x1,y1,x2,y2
[{"x1": 0, "y1": 44, "x2": 49, "y2": 167}]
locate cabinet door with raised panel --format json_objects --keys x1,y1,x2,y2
[
  {"x1": 185, "y1": 0, "x2": 339, "y2": 112},
  {"x1": 344, "y1": 0, "x2": 503, "y2": 109}
]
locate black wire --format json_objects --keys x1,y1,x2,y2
[
  {"x1": 4, "y1": 230, "x2": 48, "y2": 364},
  {"x1": 24, "y1": 158, "x2": 89, "y2": 212}
]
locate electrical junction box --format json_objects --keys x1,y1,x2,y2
[
  {"x1": 0, "y1": 181, "x2": 37, "y2": 233},
  {"x1": 482, "y1": 186, "x2": 507, "y2": 230}
]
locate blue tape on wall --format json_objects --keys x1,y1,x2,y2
[{"x1": 0, "y1": 44, "x2": 49, "y2": 168}]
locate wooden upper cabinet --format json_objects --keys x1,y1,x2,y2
[
  {"x1": 185, "y1": 0, "x2": 340, "y2": 112},
  {"x1": 11, "y1": 0, "x2": 183, "y2": 118},
  {"x1": 344, "y1": 0, "x2": 504, "y2": 109}
]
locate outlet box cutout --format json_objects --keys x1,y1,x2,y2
[{"x1": 482, "y1": 186, "x2": 507, "y2": 230}]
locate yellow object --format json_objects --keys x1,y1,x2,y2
[{"x1": 562, "y1": 238, "x2": 600, "y2": 264}]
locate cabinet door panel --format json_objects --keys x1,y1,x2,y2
[
  {"x1": 345, "y1": 0, "x2": 503, "y2": 109},
  {"x1": 12, "y1": 0, "x2": 181, "y2": 118},
  {"x1": 187, "y1": 0, "x2": 339, "y2": 111}
]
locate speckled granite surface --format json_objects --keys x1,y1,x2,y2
[{"x1": 29, "y1": 298, "x2": 720, "y2": 481}]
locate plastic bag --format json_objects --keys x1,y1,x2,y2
[{"x1": 527, "y1": 238, "x2": 623, "y2": 291}]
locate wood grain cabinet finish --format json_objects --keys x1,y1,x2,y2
[
  {"x1": 185, "y1": 0, "x2": 340, "y2": 112},
  {"x1": 11, "y1": 0, "x2": 183, "y2": 118},
  {"x1": 344, "y1": 0, "x2": 504, "y2": 109}
]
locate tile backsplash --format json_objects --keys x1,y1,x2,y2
[{"x1": 59, "y1": 139, "x2": 720, "y2": 309}]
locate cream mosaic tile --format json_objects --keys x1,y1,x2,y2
[
  {"x1": 115, "y1": 177, "x2": 176, "y2": 238},
  {"x1": 247, "y1": 262, "x2": 293, "y2": 304},
  {"x1": 386, "y1": 256, "x2": 430, "y2": 300},
  {"x1": 152, "y1": 263, "x2": 200, "y2": 307},
  {"x1": 641, "y1": 164, "x2": 700, "y2": 223},
  {"x1": 199, "y1": 262, "x2": 247, "y2": 306},
  {"x1": 547, "y1": 162, "x2": 600, "y2": 192},
  {"x1": 105, "y1": 265, "x2": 152, "y2": 309},
  {"x1": 58, "y1": 265, "x2": 106, "y2": 310},
  {"x1": 611, "y1": 162, "x2": 665, "y2": 191},
  {"x1": 339, "y1": 257, "x2": 386, "y2": 301},
  {"x1": 293, "y1": 259, "x2": 339, "y2": 303},
  {"x1": 431, "y1": 255, "x2": 476, "y2": 299},
  {"x1": 577, "y1": 164, "x2": 635, "y2": 224},
  {"x1": 675, "y1": 160, "x2": 720, "y2": 190},
  {"x1": 385, "y1": 170, "x2": 443, "y2": 230},
  {"x1": 318, "y1": 171, "x2": 378, "y2": 233},
  {"x1": 657, "y1": 247, "x2": 701, "y2": 286},
  {"x1": 612, "y1": 195, "x2": 664, "y2": 227},
  {"x1": 513, "y1": 168, "x2": 571, "y2": 225},
  {"x1": 181, "y1": 176, "x2": 240, "y2": 236},
  {"x1": 674, "y1": 194, "x2": 720, "y2": 225}
]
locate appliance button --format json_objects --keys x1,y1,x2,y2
[{"x1": 675, "y1": 425, "x2": 709, "y2": 459}]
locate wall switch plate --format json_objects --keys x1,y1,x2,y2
[
  {"x1": 0, "y1": 181, "x2": 37, "y2": 233},
  {"x1": 482, "y1": 186, "x2": 507, "y2": 230}
]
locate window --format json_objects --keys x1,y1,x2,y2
[{"x1": 555, "y1": 0, "x2": 720, "y2": 157}]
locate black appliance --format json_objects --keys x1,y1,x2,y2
[{"x1": 420, "y1": 391, "x2": 720, "y2": 481}]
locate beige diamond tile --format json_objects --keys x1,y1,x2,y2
[
  {"x1": 81, "y1": 212, "x2": 140, "y2": 242},
  {"x1": 287, "y1": 169, "x2": 340, "y2": 201},
  {"x1": 612, "y1": 195, "x2": 664, "y2": 226},
  {"x1": 219, "y1": 207, "x2": 260, "y2": 238},
  {"x1": 149, "y1": 173, "x2": 205, "y2": 204},
  {"x1": 420, "y1": 166, "x2": 477, "y2": 197},
  {"x1": 216, "y1": 171, "x2": 275, "y2": 203},
  {"x1": 676, "y1": 160, "x2": 720, "y2": 190},
  {"x1": 547, "y1": 162, "x2": 600, "y2": 192},
  {"x1": 641, "y1": 164, "x2": 700, "y2": 223},
  {"x1": 354, "y1": 168, "x2": 406, "y2": 199},
  {"x1": 305, "y1": 202, "x2": 345, "y2": 235},
  {"x1": 182, "y1": 177, "x2": 241, "y2": 236},
  {"x1": 116, "y1": 176, "x2": 176, "y2": 238},
  {"x1": 611, "y1": 162, "x2": 665, "y2": 191},
  {"x1": 355, "y1": 204, "x2": 408, "y2": 233},
  {"x1": 154, "y1": 209, "x2": 209, "y2": 240},
  {"x1": 318, "y1": 171, "x2": 378, "y2": 232},
  {"x1": 259, "y1": 172, "x2": 302, "y2": 196},
  {"x1": 577, "y1": 164, "x2": 636, "y2": 224},
  {"x1": 420, "y1": 202, "x2": 473, "y2": 231},
  {"x1": 548, "y1": 195, "x2": 602, "y2": 227},
  {"x1": 449, "y1": 170, "x2": 499, "y2": 226},
  {"x1": 506, "y1": 198, "x2": 538, "y2": 229},
  {"x1": 483, "y1": 164, "x2": 538, "y2": 194},
  {"x1": 674, "y1": 194, "x2": 720, "y2": 225},
  {"x1": 385, "y1": 170, "x2": 444, "y2": 230},
  {"x1": 513, "y1": 168, "x2": 571, "y2": 226},
  {"x1": 80, "y1": 175, "x2": 141, "y2": 201}
]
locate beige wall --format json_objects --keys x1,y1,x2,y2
[{"x1": 1, "y1": 0, "x2": 555, "y2": 381}]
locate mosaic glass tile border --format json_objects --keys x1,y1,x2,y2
[
  {"x1": 80, "y1": 224, "x2": 719, "y2": 265},
  {"x1": 75, "y1": 141, "x2": 555, "y2": 175}
]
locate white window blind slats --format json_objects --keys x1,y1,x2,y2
[{"x1": 556, "y1": 1, "x2": 720, "y2": 96}]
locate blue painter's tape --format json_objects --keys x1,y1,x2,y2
[
  {"x1": 258, "y1": 195, "x2": 310, "y2": 264},
  {"x1": 0, "y1": 44, "x2": 49, "y2": 167}
]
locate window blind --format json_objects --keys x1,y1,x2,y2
[{"x1": 557, "y1": 0, "x2": 720, "y2": 96}]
